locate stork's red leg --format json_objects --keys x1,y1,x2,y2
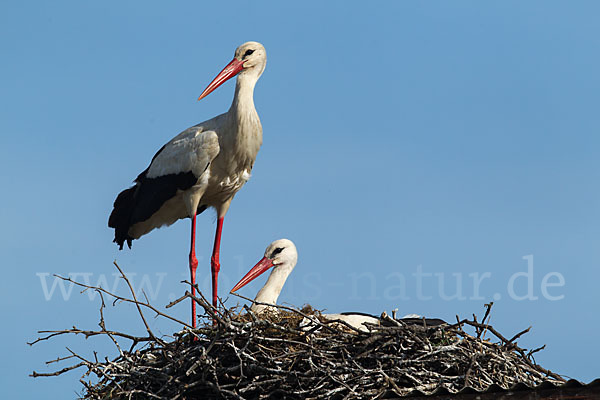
[
  {"x1": 210, "y1": 217, "x2": 224, "y2": 310},
  {"x1": 189, "y1": 214, "x2": 198, "y2": 329}
]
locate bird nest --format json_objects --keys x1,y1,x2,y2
[{"x1": 30, "y1": 263, "x2": 565, "y2": 399}]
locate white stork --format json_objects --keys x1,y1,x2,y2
[
  {"x1": 230, "y1": 239, "x2": 382, "y2": 332},
  {"x1": 109, "y1": 41, "x2": 267, "y2": 328},
  {"x1": 231, "y1": 239, "x2": 447, "y2": 332}
]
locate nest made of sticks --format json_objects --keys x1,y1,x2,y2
[{"x1": 30, "y1": 262, "x2": 565, "y2": 399}]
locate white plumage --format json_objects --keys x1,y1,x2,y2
[
  {"x1": 128, "y1": 129, "x2": 220, "y2": 240},
  {"x1": 146, "y1": 129, "x2": 219, "y2": 180}
]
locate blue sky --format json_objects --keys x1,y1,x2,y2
[{"x1": 1, "y1": 1, "x2": 599, "y2": 397}]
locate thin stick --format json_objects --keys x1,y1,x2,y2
[{"x1": 112, "y1": 261, "x2": 163, "y2": 345}]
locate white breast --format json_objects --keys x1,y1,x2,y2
[{"x1": 219, "y1": 169, "x2": 252, "y2": 196}]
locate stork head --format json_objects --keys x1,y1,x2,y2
[
  {"x1": 230, "y1": 239, "x2": 297, "y2": 293},
  {"x1": 235, "y1": 41, "x2": 267, "y2": 78},
  {"x1": 198, "y1": 41, "x2": 267, "y2": 100}
]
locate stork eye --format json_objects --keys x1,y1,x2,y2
[
  {"x1": 271, "y1": 247, "x2": 284, "y2": 258},
  {"x1": 244, "y1": 49, "x2": 255, "y2": 57}
]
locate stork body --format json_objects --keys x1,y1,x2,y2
[{"x1": 109, "y1": 42, "x2": 267, "y2": 327}]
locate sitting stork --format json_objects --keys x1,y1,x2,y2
[{"x1": 230, "y1": 239, "x2": 447, "y2": 332}]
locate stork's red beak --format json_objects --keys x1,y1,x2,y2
[
  {"x1": 230, "y1": 256, "x2": 274, "y2": 293},
  {"x1": 198, "y1": 58, "x2": 246, "y2": 100}
]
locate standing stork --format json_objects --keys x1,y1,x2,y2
[
  {"x1": 231, "y1": 239, "x2": 447, "y2": 332},
  {"x1": 109, "y1": 42, "x2": 267, "y2": 328}
]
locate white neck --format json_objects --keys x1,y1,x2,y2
[
  {"x1": 219, "y1": 71, "x2": 262, "y2": 168},
  {"x1": 251, "y1": 262, "x2": 295, "y2": 313},
  {"x1": 229, "y1": 72, "x2": 258, "y2": 119}
]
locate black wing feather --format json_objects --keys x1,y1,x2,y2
[{"x1": 108, "y1": 171, "x2": 200, "y2": 250}]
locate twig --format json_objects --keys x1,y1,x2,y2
[
  {"x1": 51, "y1": 274, "x2": 192, "y2": 329},
  {"x1": 112, "y1": 261, "x2": 164, "y2": 346}
]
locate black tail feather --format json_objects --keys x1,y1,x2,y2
[{"x1": 108, "y1": 185, "x2": 137, "y2": 250}]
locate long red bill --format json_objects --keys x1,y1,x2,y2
[
  {"x1": 198, "y1": 58, "x2": 246, "y2": 100},
  {"x1": 230, "y1": 256, "x2": 274, "y2": 293}
]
